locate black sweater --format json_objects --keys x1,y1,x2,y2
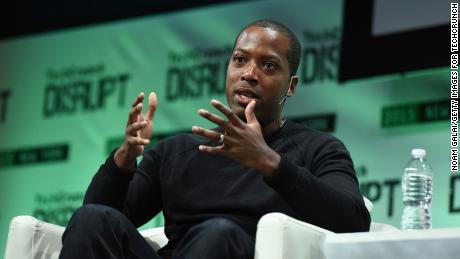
[{"x1": 84, "y1": 120, "x2": 371, "y2": 245}]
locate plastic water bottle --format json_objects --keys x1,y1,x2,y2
[{"x1": 401, "y1": 148, "x2": 433, "y2": 230}]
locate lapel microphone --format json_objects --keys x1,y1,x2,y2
[
  {"x1": 279, "y1": 77, "x2": 293, "y2": 105},
  {"x1": 278, "y1": 95, "x2": 288, "y2": 105}
]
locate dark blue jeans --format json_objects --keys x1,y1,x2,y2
[{"x1": 59, "y1": 204, "x2": 255, "y2": 259}]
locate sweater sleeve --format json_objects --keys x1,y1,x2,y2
[
  {"x1": 264, "y1": 138, "x2": 371, "y2": 233},
  {"x1": 83, "y1": 149, "x2": 162, "y2": 228}
]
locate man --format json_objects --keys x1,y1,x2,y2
[{"x1": 60, "y1": 19, "x2": 370, "y2": 259}]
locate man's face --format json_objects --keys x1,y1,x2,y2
[{"x1": 226, "y1": 26, "x2": 295, "y2": 126}]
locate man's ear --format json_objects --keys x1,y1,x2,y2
[{"x1": 287, "y1": 76, "x2": 299, "y2": 97}]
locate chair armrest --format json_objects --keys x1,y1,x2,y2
[
  {"x1": 4, "y1": 215, "x2": 65, "y2": 259},
  {"x1": 4, "y1": 215, "x2": 168, "y2": 259},
  {"x1": 254, "y1": 212, "x2": 333, "y2": 259},
  {"x1": 139, "y1": 227, "x2": 168, "y2": 251},
  {"x1": 370, "y1": 222, "x2": 399, "y2": 232}
]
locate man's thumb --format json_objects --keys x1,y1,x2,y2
[{"x1": 245, "y1": 100, "x2": 257, "y2": 123}]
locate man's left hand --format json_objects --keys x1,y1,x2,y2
[{"x1": 192, "y1": 99, "x2": 280, "y2": 177}]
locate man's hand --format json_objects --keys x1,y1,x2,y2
[
  {"x1": 114, "y1": 92, "x2": 157, "y2": 172},
  {"x1": 192, "y1": 99, "x2": 280, "y2": 177}
]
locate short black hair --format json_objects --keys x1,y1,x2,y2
[{"x1": 233, "y1": 19, "x2": 301, "y2": 76}]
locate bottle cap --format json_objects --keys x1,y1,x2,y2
[{"x1": 411, "y1": 148, "x2": 426, "y2": 158}]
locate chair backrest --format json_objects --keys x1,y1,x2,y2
[
  {"x1": 363, "y1": 196, "x2": 373, "y2": 212},
  {"x1": 139, "y1": 227, "x2": 169, "y2": 251},
  {"x1": 4, "y1": 216, "x2": 65, "y2": 259},
  {"x1": 362, "y1": 196, "x2": 400, "y2": 232}
]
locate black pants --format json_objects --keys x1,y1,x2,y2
[{"x1": 59, "y1": 204, "x2": 255, "y2": 259}]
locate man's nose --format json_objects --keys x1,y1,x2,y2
[{"x1": 240, "y1": 61, "x2": 258, "y2": 86}]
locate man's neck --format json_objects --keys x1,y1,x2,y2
[{"x1": 261, "y1": 117, "x2": 284, "y2": 139}]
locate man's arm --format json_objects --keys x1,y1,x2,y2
[
  {"x1": 83, "y1": 150, "x2": 133, "y2": 209},
  {"x1": 193, "y1": 99, "x2": 370, "y2": 233},
  {"x1": 264, "y1": 138, "x2": 370, "y2": 233},
  {"x1": 82, "y1": 92, "x2": 162, "y2": 228}
]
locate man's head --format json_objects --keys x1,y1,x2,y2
[
  {"x1": 226, "y1": 19, "x2": 301, "y2": 126},
  {"x1": 233, "y1": 20, "x2": 301, "y2": 77}
]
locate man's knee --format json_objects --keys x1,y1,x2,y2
[
  {"x1": 198, "y1": 218, "x2": 246, "y2": 238},
  {"x1": 178, "y1": 218, "x2": 254, "y2": 258},
  {"x1": 67, "y1": 204, "x2": 124, "y2": 230}
]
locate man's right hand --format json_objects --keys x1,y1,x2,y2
[{"x1": 114, "y1": 92, "x2": 157, "y2": 172}]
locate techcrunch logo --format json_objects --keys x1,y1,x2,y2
[
  {"x1": 42, "y1": 63, "x2": 130, "y2": 118},
  {"x1": 166, "y1": 46, "x2": 231, "y2": 102},
  {"x1": 452, "y1": 2, "x2": 458, "y2": 172},
  {"x1": 33, "y1": 191, "x2": 84, "y2": 226}
]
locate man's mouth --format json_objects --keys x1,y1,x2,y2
[{"x1": 234, "y1": 88, "x2": 258, "y2": 106}]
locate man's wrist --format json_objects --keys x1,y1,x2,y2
[
  {"x1": 114, "y1": 146, "x2": 136, "y2": 172},
  {"x1": 256, "y1": 148, "x2": 281, "y2": 177}
]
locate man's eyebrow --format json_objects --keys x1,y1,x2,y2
[
  {"x1": 233, "y1": 48, "x2": 248, "y2": 54},
  {"x1": 261, "y1": 55, "x2": 281, "y2": 61},
  {"x1": 233, "y1": 48, "x2": 282, "y2": 61}
]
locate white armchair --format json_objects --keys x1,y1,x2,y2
[
  {"x1": 5, "y1": 198, "x2": 460, "y2": 259},
  {"x1": 253, "y1": 213, "x2": 460, "y2": 259},
  {"x1": 4, "y1": 215, "x2": 168, "y2": 259}
]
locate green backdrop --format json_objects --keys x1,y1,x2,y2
[{"x1": 0, "y1": 0, "x2": 455, "y2": 256}]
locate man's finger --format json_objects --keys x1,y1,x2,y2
[
  {"x1": 126, "y1": 136, "x2": 150, "y2": 146},
  {"x1": 146, "y1": 92, "x2": 157, "y2": 121},
  {"x1": 127, "y1": 120, "x2": 148, "y2": 136},
  {"x1": 198, "y1": 144, "x2": 224, "y2": 154},
  {"x1": 245, "y1": 100, "x2": 257, "y2": 124},
  {"x1": 191, "y1": 126, "x2": 221, "y2": 140},
  {"x1": 127, "y1": 103, "x2": 143, "y2": 125},
  {"x1": 132, "y1": 92, "x2": 144, "y2": 108},
  {"x1": 211, "y1": 99, "x2": 243, "y2": 126},
  {"x1": 198, "y1": 109, "x2": 226, "y2": 127}
]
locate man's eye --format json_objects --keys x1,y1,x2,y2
[
  {"x1": 233, "y1": 56, "x2": 246, "y2": 64},
  {"x1": 264, "y1": 62, "x2": 277, "y2": 71}
]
